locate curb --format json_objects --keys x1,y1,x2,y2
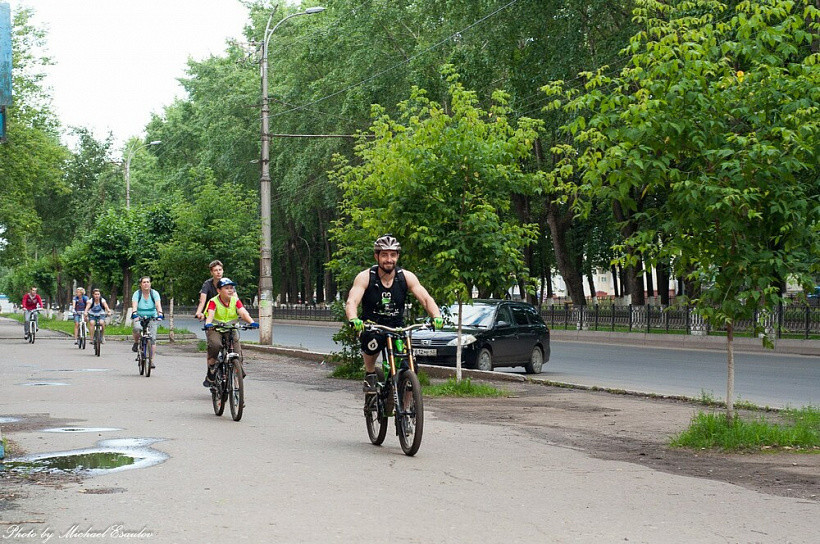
[{"x1": 548, "y1": 329, "x2": 820, "y2": 356}]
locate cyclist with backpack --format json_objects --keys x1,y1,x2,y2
[
  {"x1": 71, "y1": 287, "x2": 89, "y2": 345},
  {"x1": 130, "y1": 276, "x2": 164, "y2": 367},
  {"x1": 84, "y1": 288, "x2": 112, "y2": 342},
  {"x1": 345, "y1": 234, "x2": 443, "y2": 396}
]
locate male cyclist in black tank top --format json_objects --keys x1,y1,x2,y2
[{"x1": 346, "y1": 234, "x2": 444, "y2": 395}]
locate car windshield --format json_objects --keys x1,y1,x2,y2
[{"x1": 445, "y1": 303, "x2": 495, "y2": 328}]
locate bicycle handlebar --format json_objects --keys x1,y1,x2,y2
[
  {"x1": 202, "y1": 322, "x2": 257, "y2": 331},
  {"x1": 363, "y1": 322, "x2": 432, "y2": 335}
]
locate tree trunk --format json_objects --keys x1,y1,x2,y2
[
  {"x1": 656, "y1": 259, "x2": 670, "y2": 305},
  {"x1": 122, "y1": 268, "x2": 132, "y2": 325},
  {"x1": 645, "y1": 264, "x2": 654, "y2": 298},
  {"x1": 586, "y1": 270, "x2": 596, "y2": 300},
  {"x1": 726, "y1": 322, "x2": 735, "y2": 424},
  {"x1": 611, "y1": 265, "x2": 619, "y2": 297},
  {"x1": 547, "y1": 200, "x2": 586, "y2": 305},
  {"x1": 612, "y1": 201, "x2": 645, "y2": 305},
  {"x1": 455, "y1": 298, "x2": 464, "y2": 382}
]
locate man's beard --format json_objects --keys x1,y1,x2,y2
[{"x1": 378, "y1": 263, "x2": 395, "y2": 275}]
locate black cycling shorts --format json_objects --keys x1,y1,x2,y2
[{"x1": 359, "y1": 330, "x2": 386, "y2": 356}]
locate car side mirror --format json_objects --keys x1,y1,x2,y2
[{"x1": 496, "y1": 320, "x2": 510, "y2": 328}]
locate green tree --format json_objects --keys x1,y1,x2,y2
[
  {"x1": 543, "y1": 0, "x2": 820, "y2": 421},
  {"x1": 330, "y1": 69, "x2": 541, "y2": 379},
  {"x1": 154, "y1": 176, "x2": 260, "y2": 306}
]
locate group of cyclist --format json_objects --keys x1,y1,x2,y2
[
  {"x1": 19, "y1": 234, "x2": 440, "y2": 400},
  {"x1": 70, "y1": 287, "x2": 113, "y2": 345}
]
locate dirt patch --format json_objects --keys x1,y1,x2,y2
[{"x1": 239, "y1": 347, "x2": 820, "y2": 502}]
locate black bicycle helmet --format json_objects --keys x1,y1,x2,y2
[{"x1": 374, "y1": 234, "x2": 401, "y2": 253}]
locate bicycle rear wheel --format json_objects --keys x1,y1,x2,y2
[
  {"x1": 364, "y1": 369, "x2": 388, "y2": 445},
  {"x1": 144, "y1": 340, "x2": 152, "y2": 377},
  {"x1": 212, "y1": 364, "x2": 226, "y2": 416},
  {"x1": 396, "y1": 370, "x2": 424, "y2": 456},
  {"x1": 228, "y1": 360, "x2": 244, "y2": 421}
]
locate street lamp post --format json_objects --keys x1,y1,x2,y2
[
  {"x1": 124, "y1": 140, "x2": 161, "y2": 210},
  {"x1": 258, "y1": 6, "x2": 325, "y2": 345}
]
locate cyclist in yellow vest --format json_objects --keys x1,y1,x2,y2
[{"x1": 202, "y1": 278, "x2": 258, "y2": 387}]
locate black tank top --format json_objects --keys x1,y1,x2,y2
[{"x1": 360, "y1": 265, "x2": 407, "y2": 327}]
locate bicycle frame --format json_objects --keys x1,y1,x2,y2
[
  {"x1": 207, "y1": 322, "x2": 251, "y2": 422},
  {"x1": 26, "y1": 309, "x2": 41, "y2": 343},
  {"x1": 363, "y1": 322, "x2": 430, "y2": 456},
  {"x1": 137, "y1": 317, "x2": 155, "y2": 377}
]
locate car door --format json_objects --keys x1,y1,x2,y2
[
  {"x1": 490, "y1": 304, "x2": 518, "y2": 364},
  {"x1": 509, "y1": 304, "x2": 535, "y2": 363}
]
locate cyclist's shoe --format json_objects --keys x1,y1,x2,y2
[
  {"x1": 131, "y1": 342, "x2": 138, "y2": 352},
  {"x1": 203, "y1": 368, "x2": 216, "y2": 388},
  {"x1": 363, "y1": 372, "x2": 378, "y2": 395},
  {"x1": 101, "y1": 337, "x2": 106, "y2": 344},
  {"x1": 23, "y1": 333, "x2": 28, "y2": 340},
  {"x1": 150, "y1": 361, "x2": 156, "y2": 369}
]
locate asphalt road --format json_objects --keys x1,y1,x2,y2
[
  {"x1": 172, "y1": 317, "x2": 820, "y2": 409},
  {"x1": 1, "y1": 317, "x2": 817, "y2": 543}
]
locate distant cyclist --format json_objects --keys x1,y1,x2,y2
[
  {"x1": 203, "y1": 278, "x2": 258, "y2": 387},
  {"x1": 195, "y1": 259, "x2": 224, "y2": 320},
  {"x1": 130, "y1": 277, "x2": 164, "y2": 368},
  {"x1": 84, "y1": 288, "x2": 112, "y2": 342},
  {"x1": 21, "y1": 286, "x2": 43, "y2": 340},
  {"x1": 345, "y1": 234, "x2": 443, "y2": 395},
  {"x1": 71, "y1": 287, "x2": 89, "y2": 345}
]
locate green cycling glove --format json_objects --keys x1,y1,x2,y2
[
  {"x1": 349, "y1": 318, "x2": 364, "y2": 332},
  {"x1": 433, "y1": 317, "x2": 444, "y2": 330}
]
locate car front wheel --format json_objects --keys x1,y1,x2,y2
[
  {"x1": 524, "y1": 346, "x2": 543, "y2": 374},
  {"x1": 475, "y1": 348, "x2": 493, "y2": 371}
]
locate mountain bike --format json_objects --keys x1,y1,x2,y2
[
  {"x1": 205, "y1": 322, "x2": 253, "y2": 421},
  {"x1": 89, "y1": 313, "x2": 107, "y2": 357},
  {"x1": 25, "y1": 309, "x2": 41, "y2": 344},
  {"x1": 76, "y1": 313, "x2": 87, "y2": 350},
  {"x1": 363, "y1": 322, "x2": 431, "y2": 456},
  {"x1": 136, "y1": 316, "x2": 158, "y2": 377}
]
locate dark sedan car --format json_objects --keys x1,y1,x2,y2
[{"x1": 410, "y1": 299, "x2": 550, "y2": 373}]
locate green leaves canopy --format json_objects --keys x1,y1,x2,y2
[{"x1": 330, "y1": 69, "x2": 541, "y2": 305}]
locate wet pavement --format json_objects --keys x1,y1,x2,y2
[{"x1": 1, "y1": 316, "x2": 817, "y2": 543}]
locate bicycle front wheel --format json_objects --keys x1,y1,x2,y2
[
  {"x1": 28, "y1": 322, "x2": 35, "y2": 343},
  {"x1": 93, "y1": 326, "x2": 101, "y2": 357},
  {"x1": 212, "y1": 365, "x2": 226, "y2": 416},
  {"x1": 80, "y1": 325, "x2": 87, "y2": 350},
  {"x1": 396, "y1": 370, "x2": 424, "y2": 456},
  {"x1": 364, "y1": 369, "x2": 388, "y2": 445},
  {"x1": 144, "y1": 342, "x2": 152, "y2": 377},
  {"x1": 229, "y1": 360, "x2": 244, "y2": 421}
]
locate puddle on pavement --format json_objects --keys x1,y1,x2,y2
[
  {"x1": 20, "y1": 382, "x2": 69, "y2": 387},
  {"x1": 41, "y1": 427, "x2": 121, "y2": 434},
  {"x1": 0, "y1": 417, "x2": 21, "y2": 423},
  {"x1": 0, "y1": 438, "x2": 168, "y2": 476}
]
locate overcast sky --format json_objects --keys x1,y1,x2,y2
[{"x1": 9, "y1": 0, "x2": 251, "y2": 149}]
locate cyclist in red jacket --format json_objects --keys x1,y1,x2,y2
[{"x1": 22, "y1": 286, "x2": 43, "y2": 340}]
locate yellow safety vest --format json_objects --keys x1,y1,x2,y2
[{"x1": 210, "y1": 295, "x2": 239, "y2": 323}]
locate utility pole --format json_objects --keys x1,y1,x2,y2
[{"x1": 258, "y1": 6, "x2": 325, "y2": 345}]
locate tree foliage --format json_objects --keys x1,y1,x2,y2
[{"x1": 329, "y1": 68, "x2": 541, "y2": 305}]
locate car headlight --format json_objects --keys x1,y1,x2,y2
[{"x1": 447, "y1": 335, "x2": 476, "y2": 347}]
